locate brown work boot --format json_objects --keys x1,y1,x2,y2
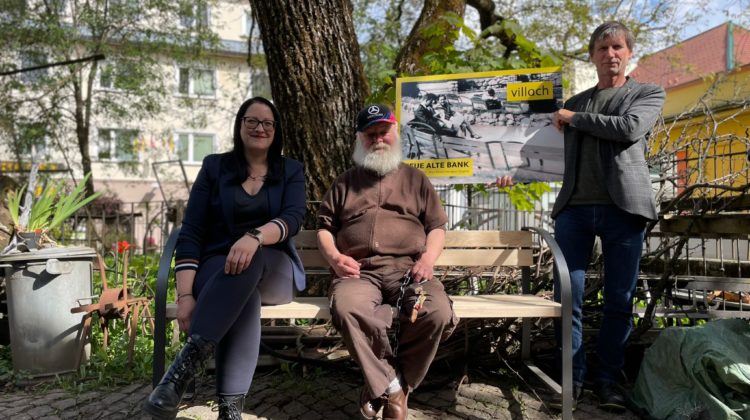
[
  {"x1": 359, "y1": 386, "x2": 383, "y2": 419},
  {"x1": 382, "y1": 388, "x2": 408, "y2": 420}
]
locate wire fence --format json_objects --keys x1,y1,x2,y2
[
  {"x1": 49, "y1": 182, "x2": 750, "y2": 278},
  {"x1": 44, "y1": 178, "x2": 750, "y2": 325},
  {"x1": 52, "y1": 185, "x2": 562, "y2": 253}
]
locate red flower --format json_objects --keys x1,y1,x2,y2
[{"x1": 117, "y1": 241, "x2": 130, "y2": 253}]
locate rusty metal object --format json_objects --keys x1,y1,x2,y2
[
  {"x1": 710, "y1": 290, "x2": 750, "y2": 304},
  {"x1": 70, "y1": 252, "x2": 153, "y2": 366}
]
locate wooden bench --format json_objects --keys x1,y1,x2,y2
[{"x1": 152, "y1": 227, "x2": 574, "y2": 419}]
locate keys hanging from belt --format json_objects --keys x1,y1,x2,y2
[
  {"x1": 410, "y1": 286, "x2": 427, "y2": 323},
  {"x1": 392, "y1": 271, "x2": 414, "y2": 358}
]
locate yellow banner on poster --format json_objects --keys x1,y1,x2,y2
[
  {"x1": 403, "y1": 158, "x2": 474, "y2": 177},
  {"x1": 507, "y1": 81, "x2": 554, "y2": 101}
]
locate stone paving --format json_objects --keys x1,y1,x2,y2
[{"x1": 0, "y1": 368, "x2": 641, "y2": 419}]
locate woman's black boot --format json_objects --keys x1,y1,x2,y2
[
  {"x1": 217, "y1": 394, "x2": 245, "y2": 420},
  {"x1": 143, "y1": 334, "x2": 215, "y2": 419}
]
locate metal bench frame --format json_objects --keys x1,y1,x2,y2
[{"x1": 152, "y1": 227, "x2": 574, "y2": 419}]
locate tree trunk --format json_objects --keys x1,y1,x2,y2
[
  {"x1": 72, "y1": 71, "x2": 95, "y2": 197},
  {"x1": 250, "y1": 0, "x2": 369, "y2": 205},
  {"x1": 393, "y1": 0, "x2": 466, "y2": 76}
]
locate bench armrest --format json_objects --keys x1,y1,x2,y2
[
  {"x1": 523, "y1": 226, "x2": 574, "y2": 416},
  {"x1": 522, "y1": 226, "x2": 572, "y2": 304},
  {"x1": 152, "y1": 226, "x2": 181, "y2": 388}
]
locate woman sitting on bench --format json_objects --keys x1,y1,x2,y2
[{"x1": 144, "y1": 97, "x2": 307, "y2": 419}]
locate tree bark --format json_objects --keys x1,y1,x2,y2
[
  {"x1": 72, "y1": 69, "x2": 95, "y2": 197},
  {"x1": 392, "y1": 0, "x2": 466, "y2": 76},
  {"x1": 250, "y1": 0, "x2": 369, "y2": 204}
]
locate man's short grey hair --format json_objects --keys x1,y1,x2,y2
[{"x1": 588, "y1": 21, "x2": 635, "y2": 55}]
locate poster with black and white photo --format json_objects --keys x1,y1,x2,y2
[{"x1": 396, "y1": 67, "x2": 564, "y2": 184}]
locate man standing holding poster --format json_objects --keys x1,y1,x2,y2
[{"x1": 549, "y1": 21, "x2": 665, "y2": 410}]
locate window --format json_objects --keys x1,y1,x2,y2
[
  {"x1": 176, "y1": 133, "x2": 213, "y2": 163},
  {"x1": 97, "y1": 128, "x2": 138, "y2": 161},
  {"x1": 99, "y1": 65, "x2": 115, "y2": 89},
  {"x1": 242, "y1": 11, "x2": 267, "y2": 55},
  {"x1": 99, "y1": 62, "x2": 144, "y2": 90},
  {"x1": 243, "y1": 11, "x2": 253, "y2": 37},
  {"x1": 17, "y1": 122, "x2": 47, "y2": 158},
  {"x1": 50, "y1": 0, "x2": 67, "y2": 15},
  {"x1": 109, "y1": 0, "x2": 139, "y2": 8},
  {"x1": 251, "y1": 69, "x2": 272, "y2": 99},
  {"x1": 177, "y1": 67, "x2": 215, "y2": 96},
  {"x1": 179, "y1": 2, "x2": 209, "y2": 28},
  {"x1": 20, "y1": 51, "x2": 47, "y2": 84}
]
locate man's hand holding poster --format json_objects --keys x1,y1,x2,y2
[{"x1": 396, "y1": 67, "x2": 563, "y2": 184}]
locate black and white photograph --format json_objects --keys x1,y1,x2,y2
[{"x1": 396, "y1": 68, "x2": 565, "y2": 184}]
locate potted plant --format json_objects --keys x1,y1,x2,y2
[
  {"x1": 4, "y1": 169, "x2": 101, "y2": 252},
  {"x1": 0, "y1": 167, "x2": 102, "y2": 378}
]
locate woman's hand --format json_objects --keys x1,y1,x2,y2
[
  {"x1": 176, "y1": 295, "x2": 196, "y2": 332},
  {"x1": 225, "y1": 235, "x2": 261, "y2": 275}
]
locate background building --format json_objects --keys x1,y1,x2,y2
[
  {"x1": 630, "y1": 22, "x2": 750, "y2": 200},
  {"x1": 0, "y1": 0, "x2": 268, "y2": 250}
]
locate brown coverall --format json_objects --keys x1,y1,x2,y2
[{"x1": 318, "y1": 163, "x2": 457, "y2": 400}]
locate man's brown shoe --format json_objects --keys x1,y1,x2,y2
[
  {"x1": 359, "y1": 386, "x2": 383, "y2": 419},
  {"x1": 382, "y1": 388, "x2": 408, "y2": 420}
]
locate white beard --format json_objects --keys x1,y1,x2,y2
[{"x1": 352, "y1": 135, "x2": 403, "y2": 176}]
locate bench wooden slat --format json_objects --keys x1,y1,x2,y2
[
  {"x1": 297, "y1": 250, "x2": 331, "y2": 267},
  {"x1": 293, "y1": 231, "x2": 321, "y2": 248},
  {"x1": 165, "y1": 295, "x2": 560, "y2": 320},
  {"x1": 298, "y1": 248, "x2": 532, "y2": 268},
  {"x1": 444, "y1": 230, "x2": 533, "y2": 247},
  {"x1": 437, "y1": 249, "x2": 532, "y2": 266},
  {"x1": 450, "y1": 295, "x2": 560, "y2": 318},
  {"x1": 293, "y1": 230, "x2": 534, "y2": 248}
]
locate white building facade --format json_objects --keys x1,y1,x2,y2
[{"x1": 1, "y1": 0, "x2": 267, "y2": 250}]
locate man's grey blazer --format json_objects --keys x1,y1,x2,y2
[{"x1": 551, "y1": 77, "x2": 666, "y2": 221}]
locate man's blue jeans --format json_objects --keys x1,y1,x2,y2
[{"x1": 554, "y1": 205, "x2": 646, "y2": 386}]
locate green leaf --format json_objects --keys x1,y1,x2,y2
[
  {"x1": 6, "y1": 185, "x2": 25, "y2": 228},
  {"x1": 48, "y1": 173, "x2": 102, "y2": 231}
]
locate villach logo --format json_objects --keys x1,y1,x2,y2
[{"x1": 506, "y1": 81, "x2": 554, "y2": 101}]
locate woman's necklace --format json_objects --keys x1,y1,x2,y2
[
  {"x1": 247, "y1": 165, "x2": 267, "y2": 182},
  {"x1": 247, "y1": 173, "x2": 267, "y2": 182}
]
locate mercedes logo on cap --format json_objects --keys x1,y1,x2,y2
[{"x1": 368, "y1": 106, "x2": 380, "y2": 114}]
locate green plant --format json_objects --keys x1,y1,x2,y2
[
  {"x1": 7, "y1": 173, "x2": 101, "y2": 234},
  {"x1": 0, "y1": 346, "x2": 33, "y2": 389},
  {"x1": 0, "y1": 252, "x2": 175, "y2": 391}
]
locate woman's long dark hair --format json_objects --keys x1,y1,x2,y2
[{"x1": 232, "y1": 96, "x2": 284, "y2": 183}]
